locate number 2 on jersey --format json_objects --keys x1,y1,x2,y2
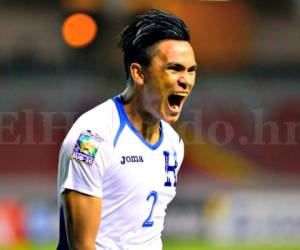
[{"x1": 142, "y1": 191, "x2": 158, "y2": 227}]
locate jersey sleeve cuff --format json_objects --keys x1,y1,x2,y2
[{"x1": 61, "y1": 182, "x2": 103, "y2": 198}]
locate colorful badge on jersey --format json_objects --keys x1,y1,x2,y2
[{"x1": 72, "y1": 130, "x2": 103, "y2": 165}]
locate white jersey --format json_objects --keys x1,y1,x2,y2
[{"x1": 57, "y1": 96, "x2": 184, "y2": 250}]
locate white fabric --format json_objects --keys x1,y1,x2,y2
[{"x1": 57, "y1": 97, "x2": 184, "y2": 250}]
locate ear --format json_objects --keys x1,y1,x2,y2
[{"x1": 129, "y1": 63, "x2": 145, "y2": 86}]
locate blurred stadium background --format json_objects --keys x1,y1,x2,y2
[{"x1": 0, "y1": 0, "x2": 300, "y2": 249}]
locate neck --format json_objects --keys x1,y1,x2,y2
[{"x1": 121, "y1": 87, "x2": 161, "y2": 145}]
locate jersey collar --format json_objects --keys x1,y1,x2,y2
[{"x1": 112, "y1": 95, "x2": 164, "y2": 150}]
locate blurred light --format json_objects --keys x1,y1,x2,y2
[
  {"x1": 62, "y1": 13, "x2": 98, "y2": 48},
  {"x1": 0, "y1": 200, "x2": 25, "y2": 245},
  {"x1": 25, "y1": 200, "x2": 57, "y2": 243}
]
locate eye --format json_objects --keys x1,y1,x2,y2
[{"x1": 166, "y1": 64, "x2": 183, "y2": 72}]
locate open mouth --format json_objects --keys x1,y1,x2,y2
[{"x1": 167, "y1": 93, "x2": 187, "y2": 111}]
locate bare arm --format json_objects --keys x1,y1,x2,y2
[{"x1": 62, "y1": 189, "x2": 102, "y2": 250}]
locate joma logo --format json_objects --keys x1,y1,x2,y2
[{"x1": 120, "y1": 155, "x2": 144, "y2": 165}]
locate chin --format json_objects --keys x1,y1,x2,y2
[{"x1": 162, "y1": 114, "x2": 180, "y2": 124}]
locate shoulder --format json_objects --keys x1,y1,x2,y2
[
  {"x1": 79, "y1": 99, "x2": 118, "y2": 130},
  {"x1": 71, "y1": 99, "x2": 119, "y2": 141},
  {"x1": 161, "y1": 120, "x2": 184, "y2": 149},
  {"x1": 61, "y1": 98, "x2": 120, "y2": 153},
  {"x1": 161, "y1": 121, "x2": 184, "y2": 165}
]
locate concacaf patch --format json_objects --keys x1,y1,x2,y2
[{"x1": 71, "y1": 130, "x2": 104, "y2": 165}]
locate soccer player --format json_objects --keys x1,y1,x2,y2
[{"x1": 57, "y1": 9, "x2": 197, "y2": 250}]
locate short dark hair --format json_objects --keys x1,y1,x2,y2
[{"x1": 119, "y1": 9, "x2": 190, "y2": 80}]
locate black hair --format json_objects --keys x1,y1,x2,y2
[{"x1": 119, "y1": 9, "x2": 190, "y2": 80}]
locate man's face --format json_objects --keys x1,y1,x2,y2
[{"x1": 142, "y1": 40, "x2": 197, "y2": 123}]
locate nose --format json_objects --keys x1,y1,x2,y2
[{"x1": 178, "y1": 76, "x2": 192, "y2": 90}]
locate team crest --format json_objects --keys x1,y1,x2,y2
[
  {"x1": 72, "y1": 130, "x2": 103, "y2": 165},
  {"x1": 163, "y1": 151, "x2": 178, "y2": 187}
]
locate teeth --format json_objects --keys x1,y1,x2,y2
[{"x1": 173, "y1": 93, "x2": 187, "y2": 97}]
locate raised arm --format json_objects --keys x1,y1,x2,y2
[{"x1": 62, "y1": 189, "x2": 102, "y2": 250}]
